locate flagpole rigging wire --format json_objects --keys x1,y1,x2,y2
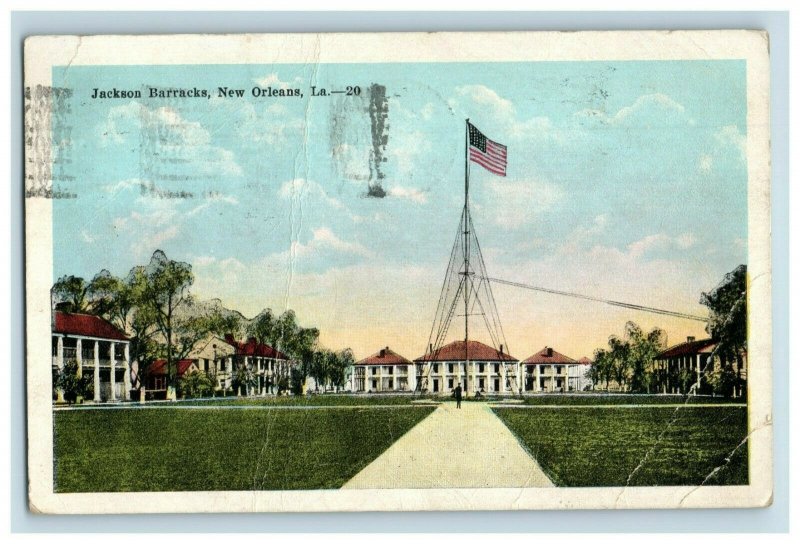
[{"x1": 482, "y1": 277, "x2": 709, "y2": 322}]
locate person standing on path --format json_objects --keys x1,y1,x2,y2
[{"x1": 454, "y1": 384, "x2": 462, "y2": 409}]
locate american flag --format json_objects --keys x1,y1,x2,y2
[{"x1": 468, "y1": 122, "x2": 507, "y2": 176}]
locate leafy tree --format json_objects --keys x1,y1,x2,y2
[
  {"x1": 247, "y1": 308, "x2": 319, "y2": 392},
  {"x1": 231, "y1": 361, "x2": 257, "y2": 396},
  {"x1": 624, "y1": 322, "x2": 666, "y2": 393},
  {"x1": 607, "y1": 335, "x2": 631, "y2": 391},
  {"x1": 591, "y1": 348, "x2": 613, "y2": 390},
  {"x1": 178, "y1": 370, "x2": 215, "y2": 399},
  {"x1": 591, "y1": 322, "x2": 666, "y2": 392},
  {"x1": 706, "y1": 365, "x2": 741, "y2": 398},
  {"x1": 52, "y1": 275, "x2": 90, "y2": 313},
  {"x1": 329, "y1": 349, "x2": 354, "y2": 391},
  {"x1": 55, "y1": 360, "x2": 94, "y2": 404},
  {"x1": 700, "y1": 264, "x2": 747, "y2": 385}
]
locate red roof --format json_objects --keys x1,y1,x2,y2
[
  {"x1": 148, "y1": 359, "x2": 196, "y2": 376},
  {"x1": 356, "y1": 347, "x2": 412, "y2": 366},
  {"x1": 415, "y1": 340, "x2": 517, "y2": 362},
  {"x1": 656, "y1": 338, "x2": 717, "y2": 359},
  {"x1": 224, "y1": 334, "x2": 290, "y2": 360},
  {"x1": 577, "y1": 356, "x2": 593, "y2": 365},
  {"x1": 53, "y1": 311, "x2": 129, "y2": 341},
  {"x1": 523, "y1": 347, "x2": 576, "y2": 365}
]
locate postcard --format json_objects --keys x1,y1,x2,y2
[{"x1": 24, "y1": 30, "x2": 772, "y2": 513}]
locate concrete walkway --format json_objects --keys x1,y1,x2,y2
[{"x1": 342, "y1": 401, "x2": 554, "y2": 489}]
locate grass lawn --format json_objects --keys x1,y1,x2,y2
[
  {"x1": 178, "y1": 394, "x2": 437, "y2": 407},
  {"x1": 54, "y1": 406, "x2": 434, "y2": 492},
  {"x1": 494, "y1": 406, "x2": 748, "y2": 487},
  {"x1": 515, "y1": 395, "x2": 746, "y2": 406}
]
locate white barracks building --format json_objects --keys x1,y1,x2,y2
[{"x1": 414, "y1": 340, "x2": 520, "y2": 395}]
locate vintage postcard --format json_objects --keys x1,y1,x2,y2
[{"x1": 24, "y1": 31, "x2": 772, "y2": 513}]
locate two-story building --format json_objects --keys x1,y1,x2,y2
[
  {"x1": 353, "y1": 346, "x2": 415, "y2": 392},
  {"x1": 223, "y1": 334, "x2": 294, "y2": 396},
  {"x1": 655, "y1": 336, "x2": 747, "y2": 397},
  {"x1": 521, "y1": 347, "x2": 575, "y2": 392},
  {"x1": 414, "y1": 340, "x2": 520, "y2": 395},
  {"x1": 51, "y1": 311, "x2": 131, "y2": 403}
]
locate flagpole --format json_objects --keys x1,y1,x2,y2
[{"x1": 464, "y1": 119, "x2": 470, "y2": 393}]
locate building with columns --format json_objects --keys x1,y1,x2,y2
[
  {"x1": 51, "y1": 311, "x2": 131, "y2": 403},
  {"x1": 352, "y1": 347, "x2": 415, "y2": 393},
  {"x1": 569, "y1": 356, "x2": 594, "y2": 392},
  {"x1": 414, "y1": 340, "x2": 520, "y2": 395},
  {"x1": 654, "y1": 336, "x2": 747, "y2": 397},
  {"x1": 521, "y1": 347, "x2": 577, "y2": 393},
  {"x1": 223, "y1": 334, "x2": 294, "y2": 396}
]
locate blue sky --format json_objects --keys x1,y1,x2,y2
[{"x1": 51, "y1": 60, "x2": 748, "y2": 359}]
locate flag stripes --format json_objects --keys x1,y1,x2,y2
[{"x1": 467, "y1": 122, "x2": 507, "y2": 176}]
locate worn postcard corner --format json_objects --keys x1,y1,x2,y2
[{"x1": 23, "y1": 30, "x2": 772, "y2": 514}]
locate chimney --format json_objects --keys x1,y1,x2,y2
[
  {"x1": 546, "y1": 347, "x2": 553, "y2": 357},
  {"x1": 429, "y1": 343, "x2": 433, "y2": 354},
  {"x1": 224, "y1": 333, "x2": 235, "y2": 344},
  {"x1": 687, "y1": 336, "x2": 696, "y2": 343},
  {"x1": 380, "y1": 348, "x2": 386, "y2": 358},
  {"x1": 500, "y1": 344, "x2": 504, "y2": 354}
]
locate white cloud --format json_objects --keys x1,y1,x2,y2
[
  {"x1": 627, "y1": 232, "x2": 697, "y2": 258},
  {"x1": 575, "y1": 93, "x2": 686, "y2": 126},
  {"x1": 699, "y1": 153, "x2": 714, "y2": 173},
  {"x1": 455, "y1": 85, "x2": 514, "y2": 118},
  {"x1": 450, "y1": 84, "x2": 555, "y2": 142},
  {"x1": 485, "y1": 178, "x2": 564, "y2": 229},
  {"x1": 307, "y1": 227, "x2": 371, "y2": 257},
  {"x1": 714, "y1": 125, "x2": 747, "y2": 160},
  {"x1": 98, "y1": 102, "x2": 242, "y2": 177},
  {"x1": 388, "y1": 186, "x2": 428, "y2": 204},
  {"x1": 253, "y1": 73, "x2": 302, "y2": 89},
  {"x1": 278, "y1": 178, "x2": 346, "y2": 211},
  {"x1": 187, "y1": 193, "x2": 239, "y2": 217}
]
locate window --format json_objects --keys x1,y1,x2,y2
[
  {"x1": 479, "y1": 363, "x2": 485, "y2": 373},
  {"x1": 388, "y1": 366, "x2": 393, "y2": 375},
  {"x1": 433, "y1": 364, "x2": 439, "y2": 373},
  {"x1": 493, "y1": 363, "x2": 499, "y2": 373},
  {"x1": 371, "y1": 367, "x2": 377, "y2": 375},
  {"x1": 479, "y1": 377, "x2": 485, "y2": 390},
  {"x1": 448, "y1": 378, "x2": 454, "y2": 389},
  {"x1": 388, "y1": 379, "x2": 394, "y2": 388},
  {"x1": 557, "y1": 366, "x2": 563, "y2": 375},
  {"x1": 448, "y1": 363, "x2": 453, "y2": 373}
]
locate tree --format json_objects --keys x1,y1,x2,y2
[
  {"x1": 624, "y1": 322, "x2": 666, "y2": 393},
  {"x1": 329, "y1": 349, "x2": 354, "y2": 391},
  {"x1": 141, "y1": 250, "x2": 194, "y2": 397},
  {"x1": 231, "y1": 362, "x2": 258, "y2": 396},
  {"x1": 590, "y1": 322, "x2": 666, "y2": 393},
  {"x1": 591, "y1": 348, "x2": 613, "y2": 390},
  {"x1": 700, "y1": 264, "x2": 747, "y2": 390},
  {"x1": 178, "y1": 370, "x2": 215, "y2": 399},
  {"x1": 607, "y1": 335, "x2": 631, "y2": 391},
  {"x1": 52, "y1": 275, "x2": 90, "y2": 313},
  {"x1": 55, "y1": 360, "x2": 94, "y2": 404},
  {"x1": 247, "y1": 308, "x2": 320, "y2": 393}
]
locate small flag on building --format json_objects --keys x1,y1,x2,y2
[{"x1": 468, "y1": 122, "x2": 507, "y2": 176}]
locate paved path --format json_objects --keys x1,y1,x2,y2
[{"x1": 342, "y1": 401, "x2": 553, "y2": 489}]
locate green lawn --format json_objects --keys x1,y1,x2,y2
[
  {"x1": 494, "y1": 406, "x2": 748, "y2": 487},
  {"x1": 178, "y1": 394, "x2": 437, "y2": 407},
  {"x1": 54, "y1": 406, "x2": 434, "y2": 492},
  {"x1": 515, "y1": 395, "x2": 746, "y2": 406}
]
